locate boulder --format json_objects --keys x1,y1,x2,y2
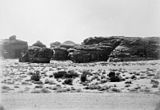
[
  {"x1": 19, "y1": 46, "x2": 53, "y2": 63},
  {"x1": 0, "y1": 35, "x2": 28, "y2": 58}
]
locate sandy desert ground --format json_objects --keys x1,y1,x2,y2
[
  {"x1": 1, "y1": 93, "x2": 160, "y2": 110},
  {"x1": 0, "y1": 59, "x2": 160, "y2": 110}
]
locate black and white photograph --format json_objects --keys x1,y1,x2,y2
[{"x1": 0, "y1": 0, "x2": 160, "y2": 110}]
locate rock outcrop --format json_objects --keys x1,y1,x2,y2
[
  {"x1": 82, "y1": 36, "x2": 160, "y2": 62},
  {"x1": 19, "y1": 46, "x2": 53, "y2": 63},
  {"x1": 32, "y1": 41, "x2": 46, "y2": 48},
  {"x1": 52, "y1": 47, "x2": 69, "y2": 60},
  {"x1": 68, "y1": 45, "x2": 114, "y2": 63},
  {"x1": 68, "y1": 37, "x2": 121, "y2": 63},
  {"x1": 50, "y1": 41, "x2": 78, "y2": 60},
  {"x1": 0, "y1": 35, "x2": 28, "y2": 58},
  {"x1": 109, "y1": 37, "x2": 160, "y2": 61}
]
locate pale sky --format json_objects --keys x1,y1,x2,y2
[{"x1": 0, "y1": 0, "x2": 160, "y2": 46}]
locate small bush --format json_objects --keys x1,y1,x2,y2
[
  {"x1": 66, "y1": 70, "x2": 79, "y2": 78},
  {"x1": 63, "y1": 78, "x2": 73, "y2": 85},
  {"x1": 54, "y1": 71, "x2": 67, "y2": 79},
  {"x1": 108, "y1": 71, "x2": 123, "y2": 82},
  {"x1": 31, "y1": 71, "x2": 41, "y2": 81},
  {"x1": 80, "y1": 71, "x2": 91, "y2": 82}
]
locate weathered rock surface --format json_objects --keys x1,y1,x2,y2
[
  {"x1": 19, "y1": 46, "x2": 53, "y2": 63},
  {"x1": 49, "y1": 36, "x2": 160, "y2": 63},
  {"x1": 50, "y1": 41, "x2": 78, "y2": 60},
  {"x1": 82, "y1": 36, "x2": 160, "y2": 62},
  {"x1": 68, "y1": 37, "x2": 121, "y2": 63},
  {"x1": 0, "y1": 35, "x2": 28, "y2": 58},
  {"x1": 109, "y1": 37, "x2": 160, "y2": 61},
  {"x1": 52, "y1": 47, "x2": 69, "y2": 60}
]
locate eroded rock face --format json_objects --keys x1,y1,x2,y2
[
  {"x1": 109, "y1": 37, "x2": 160, "y2": 61},
  {"x1": 69, "y1": 45, "x2": 113, "y2": 63},
  {"x1": 0, "y1": 35, "x2": 28, "y2": 58},
  {"x1": 19, "y1": 46, "x2": 53, "y2": 63},
  {"x1": 69, "y1": 38, "x2": 121, "y2": 63},
  {"x1": 50, "y1": 41, "x2": 78, "y2": 60},
  {"x1": 52, "y1": 47, "x2": 69, "y2": 60},
  {"x1": 82, "y1": 36, "x2": 160, "y2": 62}
]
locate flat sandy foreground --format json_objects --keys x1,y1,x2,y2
[{"x1": 1, "y1": 93, "x2": 160, "y2": 110}]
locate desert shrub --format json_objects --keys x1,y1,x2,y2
[
  {"x1": 80, "y1": 71, "x2": 92, "y2": 82},
  {"x1": 151, "y1": 79, "x2": 159, "y2": 88},
  {"x1": 66, "y1": 70, "x2": 79, "y2": 78},
  {"x1": 63, "y1": 78, "x2": 73, "y2": 85},
  {"x1": 125, "y1": 80, "x2": 132, "y2": 84},
  {"x1": 31, "y1": 71, "x2": 41, "y2": 81},
  {"x1": 108, "y1": 71, "x2": 123, "y2": 82},
  {"x1": 54, "y1": 71, "x2": 67, "y2": 79},
  {"x1": 131, "y1": 75, "x2": 137, "y2": 80},
  {"x1": 54, "y1": 70, "x2": 79, "y2": 79}
]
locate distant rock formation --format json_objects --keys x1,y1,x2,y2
[
  {"x1": 32, "y1": 41, "x2": 46, "y2": 48},
  {"x1": 50, "y1": 40, "x2": 78, "y2": 60},
  {"x1": 19, "y1": 46, "x2": 53, "y2": 63},
  {"x1": 109, "y1": 37, "x2": 160, "y2": 61},
  {"x1": 68, "y1": 44, "x2": 117, "y2": 63},
  {"x1": 0, "y1": 35, "x2": 28, "y2": 58},
  {"x1": 82, "y1": 36, "x2": 160, "y2": 62},
  {"x1": 52, "y1": 47, "x2": 69, "y2": 60},
  {"x1": 48, "y1": 36, "x2": 160, "y2": 63},
  {"x1": 50, "y1": 41, "x2": 61, "y2": 48}
]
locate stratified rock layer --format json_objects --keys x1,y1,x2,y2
[
  {"x1": 81, "y1": 36, "x2": 160, "y2": 62},
  {"x1": 109, "y1": 37, "x2": 160, "y2": 61},
  {"x1": 68, "y1": 37, "x2": 121, "y2": 63}
]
